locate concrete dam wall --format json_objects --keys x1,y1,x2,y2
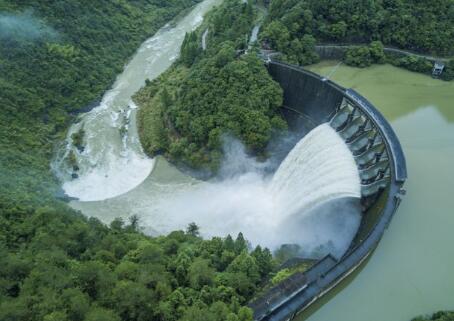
[{"x1": 249, "y1": 61, "x2": 407, "y2": 321}]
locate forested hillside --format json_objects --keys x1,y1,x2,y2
[
  {"x1": 136, "y1": 0, "x2": 286, "y2": 172},
  {"x1": 260, "y1": 0, "x2": 454, "y2": 78},
  {"x1": 0, "y1": 0, "x2": 276, "y2": 320},
  {"x1": 0, "y1": 0, "x2": 200, "y2": 204},
  {"x1": 1, "y1": 206, "x2": 271, "y2": 321}
]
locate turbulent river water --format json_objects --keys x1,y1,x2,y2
[
  {"x1": 53, "y1": 0, "x2": 222, "y2": 201},
  {"x1": 54, "y1": 0, "x2": 362, "y2": 259},
  {"x1": 298, "y1": 61, "x2": 454, "y2": 321}
]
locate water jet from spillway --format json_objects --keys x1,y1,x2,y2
[
  {"x1": 269, "y1": 123, "x2": 361, "y2": 219},
  {"x1": 139, "y1": 123, "x2": 361, "y2": 259}
]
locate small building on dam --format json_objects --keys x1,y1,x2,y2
[{"x1": 248, "y1": 60, "x2": 407, "y2": 321}]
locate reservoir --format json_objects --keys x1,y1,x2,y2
[{"x1": 299, "y1": 61, "x2": 454, "y2": 321}]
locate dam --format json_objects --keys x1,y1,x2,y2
[
  {"x1": 248, "y1": 60, "x2": 407, "y2": 321},
  {"x1": 51, "y1": 3, "x2": 407, "y2": 317}
]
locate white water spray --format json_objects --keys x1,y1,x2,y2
[
  {"x1": 270, "y1": 123, "x2": 361, "y2": 218},
  {"x1": 132, "y1": 124, "x2": 362, "y2": 258},
  {"x1": 52, "y1": 0, "x2": 222, "y2": 201}
]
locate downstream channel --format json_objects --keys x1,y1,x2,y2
[{"x1": 53, "y1": 0, "x2": 222, "y2": 201}]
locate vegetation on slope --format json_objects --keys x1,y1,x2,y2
[
  {"x1": 136, "y1": 0, "x2": 286, "y2": 172},
  {"x1": 260, "y1": 0, "x2": 454, "y2": 79},
  {"x1": 0, "y1": 0, "x2": 201, "y2": 205},
  {"x1": 0, "y1": 0, "x2": 280, "y2": 319},
  {"x1": 0, "y1": 204, "x2": 274, "y2": 321}
]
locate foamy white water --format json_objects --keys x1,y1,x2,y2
[
  {"x1": 53, "y1": 0, "x2": 222, "y2": 201},
  {"x1": 73, "y1": 125, "x2": 361, "y2": 258},
  {"x1": 139, "y1": 125, "x2": 361, "y2": 258},
  {"x1": 270, "y1": 123, "x2": 361, "y2": 217}
]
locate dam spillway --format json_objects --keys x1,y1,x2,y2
[
  {"x1": 249, "y1": 60, "x2": 407, "y2": 321},
  {"x1": 270, "y1": 123, "x2": 361, "y2": 229}
]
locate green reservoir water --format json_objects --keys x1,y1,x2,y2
[{"x1": 298, "y1": 62, "x2": 454, "y2": 321}]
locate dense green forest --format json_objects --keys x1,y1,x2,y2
[
  {"x1": 136, "y1": 0, "x2": 286, "y2": 172},
  {"x1": 1, "y1": 205, "x2": 272, "y2": 321},
  {"x1": 0, "y1": 0, "x2": 203, "y2": 205},
  {"x1": 0, "y1": 0, "x2": 276, "y2": 319},
  {"x1": 260, "y1": 0, "x2": 454, "y2": 79}
]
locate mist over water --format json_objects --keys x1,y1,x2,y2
[
  {"x1": 55, "y1": 0, "x2": 362, "y2": 259},
  {"x1": 140, "y1": 124, "x2": 361, "y2": 259}
]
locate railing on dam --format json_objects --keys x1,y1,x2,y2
[{"x1": 248, "y1": 60, "x2": 407, "y2": 321}]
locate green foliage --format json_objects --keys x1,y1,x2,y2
[
  {"x1": 344, "y1": 41, "x2": 386, "y2": 68},
  {"x1": 0, "y1": 0, "x2": 203, "y2": 206},
  {"x1": 270, "y1": 261, "x2": 312, "y2": 285},
  {"x1": 412, "y1": 311, "x2": 454, "y2": 321},
  {"x1": 271, "y1": 268, "x2": 292, "y2": 285},
  {"x1": 262, "y1": 0, "x2": 454, "y2": 57},
  {"x1": 181, "y1": 31, "x2": 201, "y2": 67},
  {"x1": 389, "y1": 55, "x2": 434, "y2": 74},
  {"x1": 369, "y1": 41, "x2": 386, "y2": 63},
  {"x1": 0, "y1": 0, "x2": 274, "y2": 320},
  {"x1": 261, "y1": 21, "x2": 319, "y2": 65},
  {"x1": 274, "y1": 244, "x2": 302, "y2": 263},
  {"x1": 0, "y1": 200, "x2": 272, "y2": 320},
  {"x1": 136, "y1": 0, "x2": 286, "y2": 172},
  {"x1": 186, "y1": 222, "x2": 200, "y2": 237},
  {"x1": 345, "y1": 46, "x2": 374, "y2": 68},
  {"x1": 71, "y1": 127, "x2": 85, "y2": 152},
  {"x1": 441, "y1": 60, "x2": 454, "y2": 81}
]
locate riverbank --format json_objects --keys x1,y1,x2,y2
[{"x1": 53, "y1": 0, "x2": 223, "y2": 201}]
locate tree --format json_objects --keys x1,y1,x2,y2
[
  {"x1": 181, "y1": 32, "x2": 200, "y2": 66},
  {"x1": 369, "y1": 41, "x2": 385, "y2": 63},
  {"x1": 60, "y1": 288, "x2": 90, "y2": 321},
  {"x1": 112, "y1": 281, "x2": 155, "y2": 321},
  {"x1": 227, "y1": 252, "x2": 260, "y2": 283},
  {"x1": 188, "y1": 259, "x2": 215, "y2": 289},
  {"x1": 251, "y1": 246, "x2": 275, "y2": 278},
  {"x1": 85, "y1": 307, "x2": 121, "y2": 321},
  {"x1": 75, "y1": 261, "x2": 116, "y2": 300},
  {"x1": 186, "y1": 222, "x2": 200, "y2": 237},
  {"x1": 234, "y1": 232, "x2": 248, "y2": 254},
  {"x1": 344, "y1": 46, "x2": 373, "y2": 67},
  {"x1": 441, "y1": 59, "x2": 454, "y2": 81}
]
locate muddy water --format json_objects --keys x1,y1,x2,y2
[
  {"x1": 300, "y1": 61, "x2": 454, "y2": 321},
  {"x1": 53, "y1": 0, "x2": 222, "y2": 201}
]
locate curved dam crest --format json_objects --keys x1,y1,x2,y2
[
  {"x1": 50, "y1": 4, "x2": 406, "y2": 319},
  {"x1": 248, "y1": 60, "x2": 406, "y2": 321}
]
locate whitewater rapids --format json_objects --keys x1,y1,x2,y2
[
  {"x1": 72, "y1": 124, "x2": 361, "y2": 259},
  {"x1": 52, "y1": 0, "x2": 222, "y2": 201}
]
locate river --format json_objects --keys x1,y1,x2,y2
[
  {"x1": 52, "y1": 0, "x2": 222, "y2": 202},
  {"x1": 297, "y1": 61, "x2": 454, "y2": 321}
]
